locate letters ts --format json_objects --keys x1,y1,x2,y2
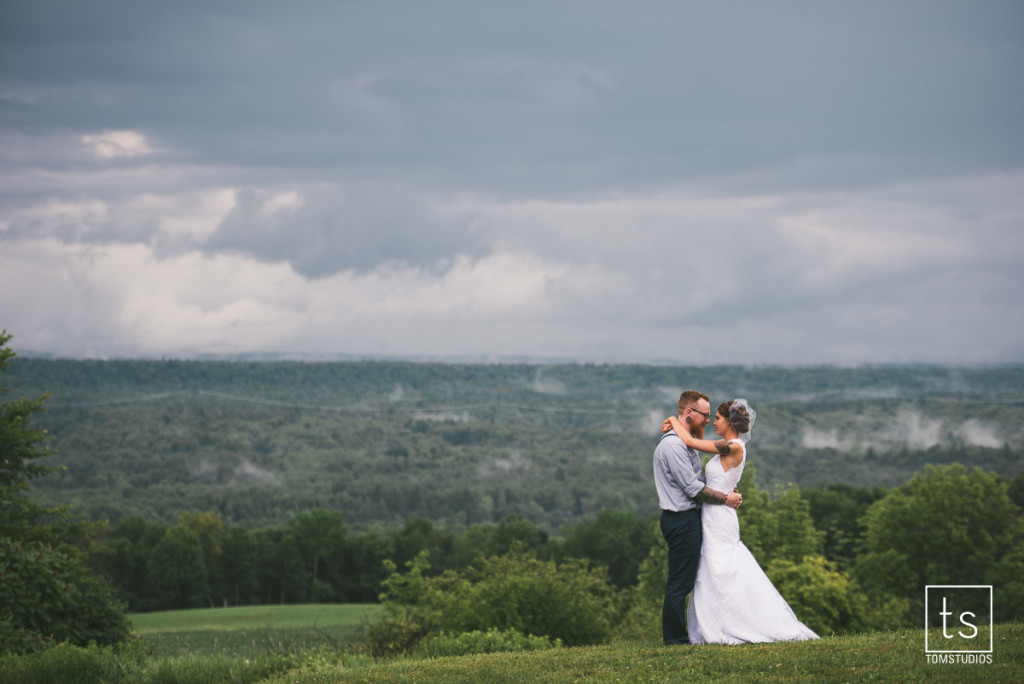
[{"x1": 940, "y1": 597, "x2": 978, "y2": 639}]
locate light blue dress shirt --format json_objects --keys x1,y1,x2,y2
[{"x1": 653, "y1": 429, "x2": 706, "y2": 511}]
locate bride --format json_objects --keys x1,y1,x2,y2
[{"x1": 662, "y1": 399, "x2": 819, "y2": 644}]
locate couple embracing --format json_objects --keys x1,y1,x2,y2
[{"x1": 654, "y1": 390, "x2": 819, "y2": 645}]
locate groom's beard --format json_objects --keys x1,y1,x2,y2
[{"x1": 691, "y1": 424, "x2": 705, "y2": 439}]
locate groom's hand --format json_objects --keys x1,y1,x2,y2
[{"x1": 726, "y1": 490, "x2": 742, "y2": 509}]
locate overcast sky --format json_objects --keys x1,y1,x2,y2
[{"x1": 2, "y1": 1, "x2": 1022, "y2": 365}]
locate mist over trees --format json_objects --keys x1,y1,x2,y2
[{"x1": 8, "y1": 358, "x2": 1023, "y2": 531}]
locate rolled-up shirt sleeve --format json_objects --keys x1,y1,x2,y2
[{"x1": 664, "y1": 436, "x2": 706, "y2": 499}]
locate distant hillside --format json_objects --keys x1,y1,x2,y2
[{"x1": 8, "y1": 359, "x2": 1023, "y2": 529}]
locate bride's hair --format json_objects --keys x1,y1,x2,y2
[{"x1": 718, "y1": 400, "x2": 752, "y2": 434}]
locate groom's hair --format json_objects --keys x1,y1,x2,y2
[{"x1": 678, "y1": 390, "x2": 709, "y2": 414}]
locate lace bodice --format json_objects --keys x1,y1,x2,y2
[
  {"x1": 704, "y1": 440, "x2": 745, "y2": 492},
  {"x1": 700, "y1": 441, "x2": 745, "y2": 549}
]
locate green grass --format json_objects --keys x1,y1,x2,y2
[
  {"x1": 120, "y1": 608, "x2": 1023, "y2": 682},
  {"x1": 267, "y1": 623, "x2": 1024, "y2": 684},
  {"x1": 130, "y1": 604, "x2": 379, "y2": 658}
]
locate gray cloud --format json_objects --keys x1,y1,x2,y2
[
  {"x1": 1, "y1": 1, "x2": 1023, "y2": 363},
  {"x1": 200, "y1": 184, "x2": 493, "y2": 277},
  {"x1": 5, "y1": 2, "x2": 1021, "y2": 189}
]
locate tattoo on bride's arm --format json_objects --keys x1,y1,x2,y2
[
  {"x1": 696, "y1": 486, "x2": 728, "y2": 505},
  {"x1": 714, "y1": 439, "x2": 730, "y2": 455}
]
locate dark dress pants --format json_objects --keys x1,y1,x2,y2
[{"x1": 660, "y1": 508, "x2": 702, "y2": 645}]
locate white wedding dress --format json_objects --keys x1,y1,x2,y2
[{"x1": 688, "y1": 440, "x2": 819, "y2": 644}]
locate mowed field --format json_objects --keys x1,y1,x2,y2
[{"x1": 130, "y1": 604, "x2": 380, "y2": 658}]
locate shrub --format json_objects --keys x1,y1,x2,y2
[
  {"x1": 766, "y1": 555, "x2": 866, "y2": 635},
  {"x1": 364, "y1": 548, "x2": 617, "y2": 657},
  {"x1": 362, "y1": 553, "x2": 436, "y2": 658},
  {"x1": 146, "y1": 652, "x2": 294, "y2": 684},
  {"x1": 363, "y1": 608, "x2": 432, "y2": 660},
  {"x1": 437, "y1": 552, "x2": 615, "y2": 647},
  {"x1": 0, "y1": 639, "x2": 296, "y2": 684},
  {"x1": 419, "y1": 628, "x2": 561, "y2": 657},
  {"x1": 615, "y1": 521, "x2": 672, "y2": 643},
  {"x1": 768, "y1": 555, "x2": 910, "y2": 636},
  {"x1": 0, "y1": 641, "x2": 145, "y2": 684}
]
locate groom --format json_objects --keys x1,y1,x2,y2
[{"x1": 654, "y1": 390, "x2": 742, "y2": 645}]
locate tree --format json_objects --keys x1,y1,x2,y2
[
  {"x1": 0, "y1": 330, "x2": 58, "y2": 541},
  {"x1": 289, "y1": 508, "x2": 348, "y2": 602},
  {"x1": 560, "y1": 509, "x2": 657, "y2": 589},
  {"x1": 734, "y1": 466, "x2": 823, "y2": 568},
  {"x1": 101, "y1": 515, "x2": 168, "y2": 611},
  {"x1": 147, "y1": 525, "x2": 209, "y2": 610},
  {"x1": 800, "y1": 483, "x2": 885, "y2": 569},
  {"x1": 253, "y1": 527, "x2": 305, "y2": 604},
  {"x1": 486, "y1": 515, "x2": 551, "y2": 559},
  {"x1": 390, "y1": 518, "x2": 445, "y2": 573},
  {"x1": 0, "y1": 331, "x2": 130, "y2": 653},
  {"x1": 179, "y1": 510, "x2": 224, "y2": 606},
  {"x1": 987, "y1": 544, "x2": 1024, "y2": 622},
  {"x1": 854, "y1": 464, "x2": 1024, "y2": 623},
  {"x1": 1008, "y1": 471, "x2": 1024, "y2": 510},
  {"x1": 219, "y1": 525, "x2": 258, "y2": 607}
]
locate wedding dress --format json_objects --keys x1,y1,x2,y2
[{"x1": 688, "y1": 440, "x2": 819, "y2": 644}]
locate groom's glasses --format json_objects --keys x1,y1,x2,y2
[{"x1": 690, "y1": 408, "x2": 711, "y2": 419}]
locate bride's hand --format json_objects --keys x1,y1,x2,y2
[{"x1": 663, "y1": 416, "x2": 688, "y2": 439}]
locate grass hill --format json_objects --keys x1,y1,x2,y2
[
  {"x1": 279, "y1": 622, "x2": 1024, "y2": 683},
  {"x1": 8, "y1": 606, "x2": 1019, "y2": 682}
]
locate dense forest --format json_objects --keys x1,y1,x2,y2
[{"x1": 9, "y1": 359, "x2": 1023, "y2": 531}]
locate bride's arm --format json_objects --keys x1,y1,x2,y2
[{"x1": 662, "y1": 417, "x2": 741, "y2": 457}]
